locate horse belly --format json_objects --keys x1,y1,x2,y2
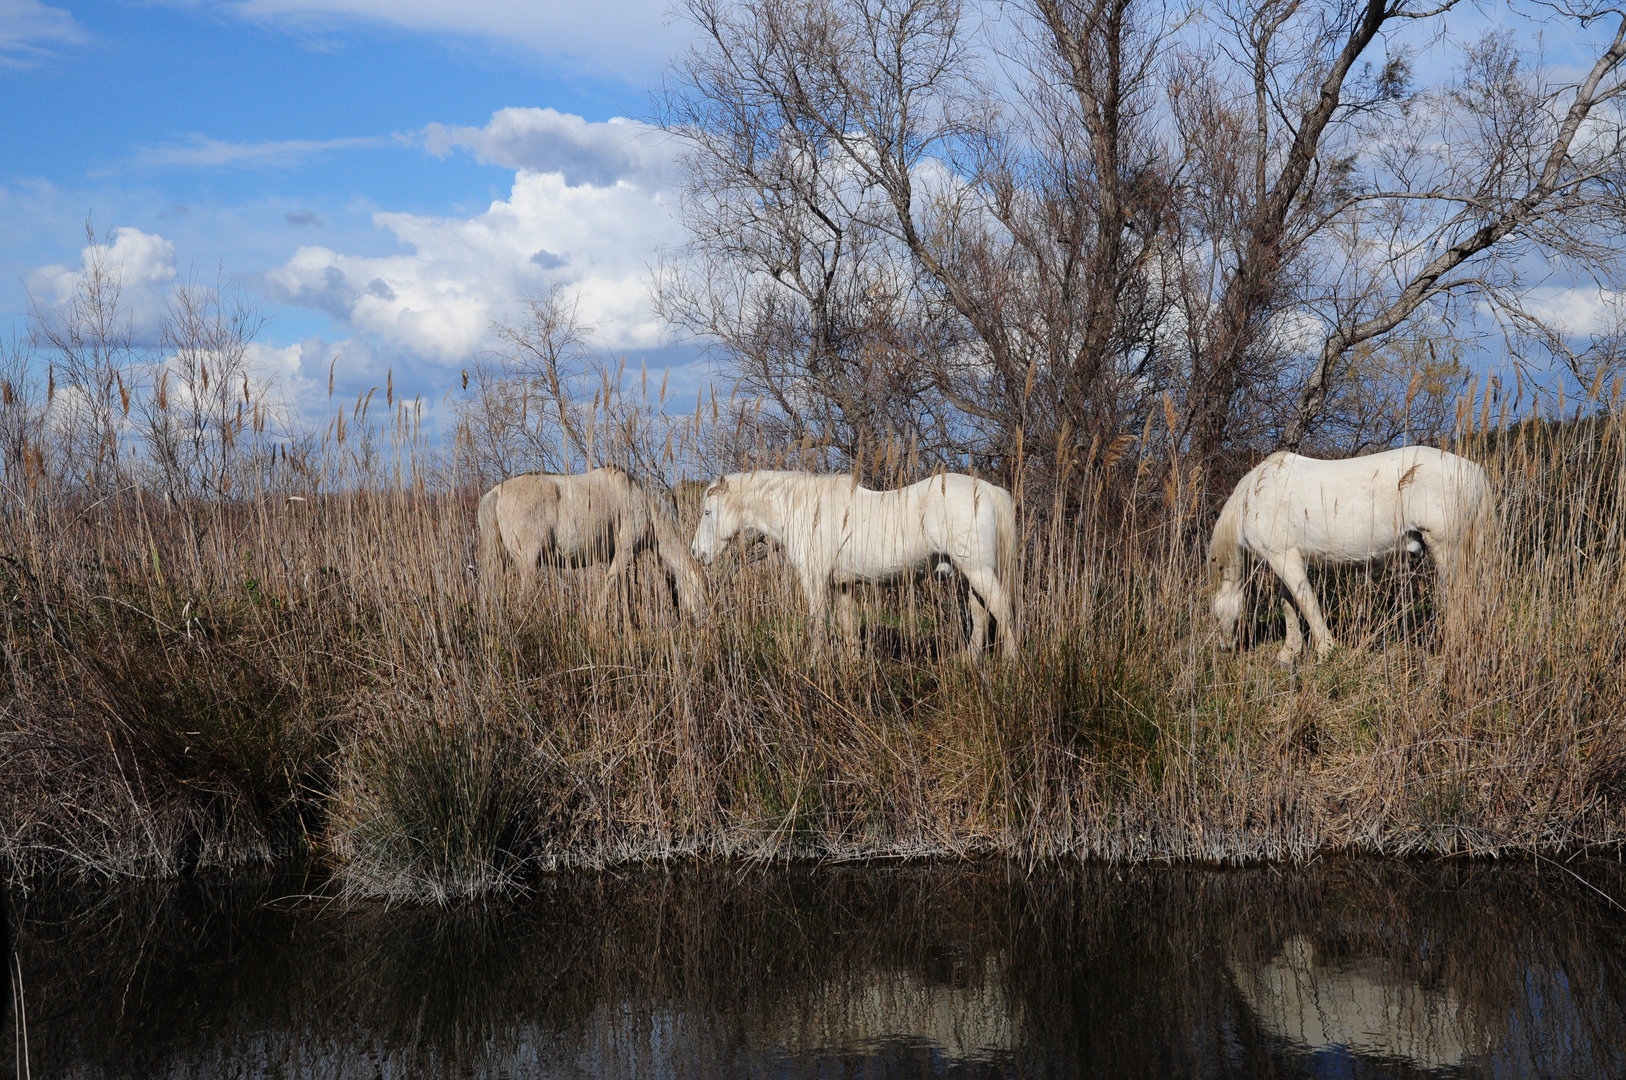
[
  {"x1": 1244, "y1": 492, "x2": 1406, "y2": 566},
  {"x1": 1284, "y1": 502, "x2": 1409, "y2": 565},
  {"x1": 830, "y1": 528, "x2": 929, "y2": 584},
  {"x1": 547, "y1": 519, "x2": 618, "y2": 568}
]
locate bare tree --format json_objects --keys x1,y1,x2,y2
[
  {"x1": 659, "y1": 0, "x2": 1188, "y2": 487},
  {"x1": 656, "y1": 0, "x2": 984, "y2": 476},
  {"x1": 1282, "y1": 12, "x2": 1626, "y2": 446},
  {"x1": 1176, "y1": 0, "x2": 1438, "y2": 472},
  {"x1": 986, "y1": 0, "x2": 1179, "y2": 448},
  {"x1": 659, "y1": 0, "x2": 1626, "y2": 497}
]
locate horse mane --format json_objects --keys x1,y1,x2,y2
[
  {"x1": 714, "y1": 470, "x2": 830, "y2": 521},
  {"x1": 1207, "y1": 484, "x2": 1244, "y2": 588}
]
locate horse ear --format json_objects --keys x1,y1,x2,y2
[{"x1": 711, "y1": 476, "x2": 729, "y2": 494}]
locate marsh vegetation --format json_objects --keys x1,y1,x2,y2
[
  {"x1": 3, "y1": 296, "x2": 1625, "y2": 900},
  {"x1": 6, "y1": 0, "x2": 1626, "y2": 901}
]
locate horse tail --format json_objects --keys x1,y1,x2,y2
[
  {"x1": 1460, "y1": 460, "x2": 1498, "y2": 572},
  {"x1": 643, "y1": 481, "x2": 709, "y2": 618},
  {"x1": 477, "y1": 482, "x2": 506, "y2": 580},
  {"x1": 993, "y1": 483, "x2": 1017, "y2": 589}
]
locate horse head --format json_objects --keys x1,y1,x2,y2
[
  {"x1": 1211, "y1": 556, "x2": 1246, "y2": 650},
  {"x1": 690, "y1": 475, "x2": 736, "y2": 565},
  {"x1": 1208, "y1": 495, "x2": 1246, "y2": 650}
]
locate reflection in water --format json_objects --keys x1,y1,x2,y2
[
  {"x1": 1231, "y1": 935, "x2": 1471, "y2": 1071},
  {"x1": 573, "y1": 963, "x2": 1016, "y2": 1076},
  {"x1": 755, "y1": 960, "x2": 1016, "y2": 1062},
  {"x1": 9, "y1": 859, "x2": 1626, "y2": 1078}
]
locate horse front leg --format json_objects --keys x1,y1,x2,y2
[
  {"x1": 1267, "y1": 549, "x2": 1333, "y2": 662},
  {"x1": 833, "y1": 586, "x2": 861, "y2": 659},
  {"x1": 801, "y1": 573, "x2": 832, "y2": 658},
  {"x1": 1428, "y1": 539, "x2": 1471, "y2": 644},
  {"x1": 958, "y1": 564, "x2": 1016, "y2": 660}
]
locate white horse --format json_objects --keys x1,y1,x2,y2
[
  {"x1": 478, "y1": 467, "x2": 707, "y2": 619},
  {"x1": 689, "y1": 470, "x2": 1019, "y2": 658},
  {"x1": 1209, "y1": 447, "x2": 1494, "y2": 663}
]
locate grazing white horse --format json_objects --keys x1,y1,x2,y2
[
  {"x1": 478, "y1": 467, "x2": 707, "y2": 619},
  {"x1": 689, "y1": 470, "x2": 1019, "y2": 658},
  {"x1": 1210, "y1": 447, "x2": 1494, "y2": 663}
]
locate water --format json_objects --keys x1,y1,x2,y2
[{"x1": 7, "y1": 859, "x2": 1626, "y2": 1078}]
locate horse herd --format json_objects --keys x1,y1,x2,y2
[{"x1": 478, "y1": 446, "x2": 1495, "y2": 664}]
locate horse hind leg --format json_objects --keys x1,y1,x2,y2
[
  {"x1": 964, "y1": 589, "x2": 990, "y2": 660},
  {"x1": 957, "y1": 561, "x2": 1015, "y2": 660},
  {"x1": 834, "y1": 586, "x2": 861, "y2": 660},
  {"x1": 1279, "y1": 595, "x2": 1306, "y2": 666},
  {"x1": 801, "y1": 573, "x2": 833, "y2": 658},
  {"x1": 597, "y1": 544, "x2": 636, "y2": 631}
]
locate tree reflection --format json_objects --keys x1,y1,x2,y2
[{"x1": 11, "y1": 859, "x2": 1626, "y2": 1078}]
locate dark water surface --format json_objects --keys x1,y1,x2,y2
[{"x1": 8, "y1": 859, "x2": 1626, "y2": 1078}]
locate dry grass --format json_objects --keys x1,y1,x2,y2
[{"x1": 2, "y1": 402, "x2": 1625, "y2": 901}]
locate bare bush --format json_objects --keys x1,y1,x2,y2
[
  {"x1": 142, "y1": 276, "x2": 272, "y2": 500},
  {"x1": 29, "y1": 222, "x2": 143, "y2": 498},
  {"x1": 454, "y1": 285, "x2": 706, "y2": 492}
]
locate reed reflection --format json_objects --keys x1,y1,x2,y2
[{"x1": 10, "y1": 859, "x2": 1625, "y2": 1078}]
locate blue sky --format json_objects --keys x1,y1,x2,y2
[
  {"x1": 2, "y1": 1, "x2": 1618, "y2": 437},
  {"x1": 1, "y1": 0, "x2": 702, "y2": 425}
]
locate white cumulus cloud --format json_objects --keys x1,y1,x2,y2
[
  {"x1": 423, "y1": 108, "x2": 674, "y2": 187},
  {"x1": 1522, "y1": 286, "x2": 1624, "y2": 339},
  {"x1": 268, "y1": 111, "x2": 685, "y2": 363},
  {"x1": 29, "y1": 226, "x2": 179, "y2": 342}
]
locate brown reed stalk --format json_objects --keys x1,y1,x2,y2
[{"x1": 1, "y1": 342, "x2": 1624, "y2": 900}]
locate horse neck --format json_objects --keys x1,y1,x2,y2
[
  {"x1": 731, "y1": 477, "x2": 790, "y2": 547},
  {"x1": 646, "y1": 495, "x2": 688, "y2": 557}
]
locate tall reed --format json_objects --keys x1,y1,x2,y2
[{"x1": 2, "y1": 370, "x2": 1625, "y2": 900}]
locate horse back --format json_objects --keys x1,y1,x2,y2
[{"x1": 1236, "y1": 447, "x2": 1487, "y2": 557}]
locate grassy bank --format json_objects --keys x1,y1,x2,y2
[{"x1": 3, "y1": 409, "x2": 1625, "y2": 901}]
